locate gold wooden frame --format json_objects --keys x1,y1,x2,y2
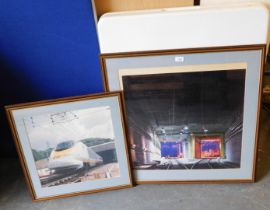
[
  {"x1": 5, "y1": 92, "x2": 133, "y2": 201},
  {"x1": 100, "y1": 45, "x2": 266, "y2": 184}
]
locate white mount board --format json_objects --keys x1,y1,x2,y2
[{"x1": 97, "y1": 3, "x2": 269, "y2": 53}]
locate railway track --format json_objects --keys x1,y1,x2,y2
[
  {"x1": 41, "y1": 163, "x2": 118, "y2": 187},
  {"x1": 41, "y1": 169, "x2": 87, "y2": 187},
  {"x1": 150, "y1": 158, "x2": 240, "y2": 170}
]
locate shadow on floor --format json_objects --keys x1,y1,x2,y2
[{"x1": 256, "y1": 109, "x2": 270, "y2": 181}]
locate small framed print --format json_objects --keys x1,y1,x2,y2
[
  {"x1": 100, "y1": 45, "x2": 266, "y2": 183},
  {"x1": 6, "y1": 92, "x2": 133, "y2": 201}
]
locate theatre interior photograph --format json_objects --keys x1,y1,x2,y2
[{"x1": 123, "y1": 68, "x2": 245, "y2": 170}]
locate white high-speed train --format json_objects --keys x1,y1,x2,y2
[{"x1": 48, "y1": 140, "x2": 103, "y2": 173}]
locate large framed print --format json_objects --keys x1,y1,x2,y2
[
  {"x1": 6, "y1": 92, "x2": 133, "y2": 201},
  {"x1": 100, "y1": 45, "x2": 266, "y2": 183}
]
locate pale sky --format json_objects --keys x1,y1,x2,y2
[{"x1": 25, "y1": 106, "x2": 115, "y2": 151}]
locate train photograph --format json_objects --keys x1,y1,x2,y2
[
  {"x1": 123, "y1": 67, "x2": 245, "y2": 170},
  {"x1": 23, "y1": 106, "x2": 120, "y2": 188}
]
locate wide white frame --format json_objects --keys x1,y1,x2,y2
[{"x1": 97, "y1": 3, "x2": 269, "y2": 54}]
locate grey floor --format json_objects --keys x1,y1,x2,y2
[
  {"x1": 0, "y1": 111, "x2": 269, "y2": 210},
  {"x1": 0, "y1": 88, "x2": 270, "y2": 210}
]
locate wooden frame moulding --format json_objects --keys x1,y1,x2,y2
[
  {"x1": 6, "y1": 92, "x2": 134, "y2": 201},
  {"x1": 100, "y1": 44, "x2": 266, "y2": 184}
]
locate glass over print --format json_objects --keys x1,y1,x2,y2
[
  {"x1": 101, "y1": 45, "x2": 265, "y2": 183},
  {"x1": 6, "y1": 93, "x2": 132, "y2": 201}
]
